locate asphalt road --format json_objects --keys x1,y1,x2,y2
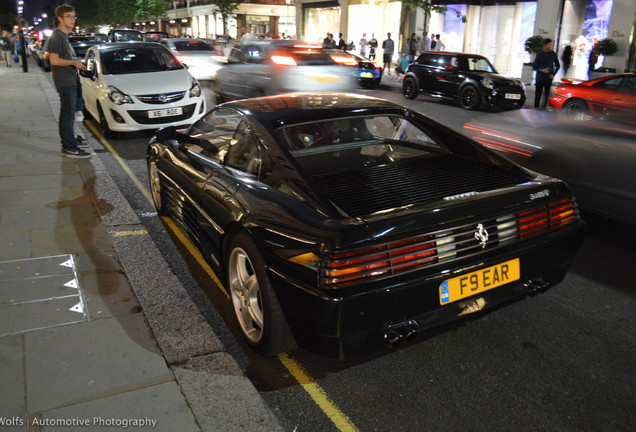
[{"x1": 80, "y1": 83, "x2": 636, "y2": 432}]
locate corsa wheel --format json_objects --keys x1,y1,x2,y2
[
  {"x1": 563, "y1": 99, "x2": 589, "y2": 121},
  {"x1": 459, "y1": 85, "x2": 480, "y2": 110},
  {"x1": 98, "y1": 104, "x2": 116, "y2": 139},
  {"x1": 402, "y1": 77, "x2": 418, "y2": 99},
  {"x1": 227, "y1": 233, "x2": 296, "y2": 355}
]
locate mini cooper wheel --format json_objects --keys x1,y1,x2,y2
[
  {"x1": 227, "y1": 232, "x2": 296, "y2": 355},
  {"x1": 147, "y1": 152, "x2": 166, "y2": 215},
  {"x1": 459, "y1": 85, "x2": 480, "y2": 110},
  {"x1": 563, "y1": 99, "x2": 589, "y2": 121},
  {"x1": 402, "y1": 77, "x2": 418, "y2": 99}
]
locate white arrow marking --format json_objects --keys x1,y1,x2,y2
[
  {"x1": 69, "y1": 302, "x2": 84, "y2": 314},
  {"x1": 64, "y1": 279, "x2": 78, "y2": 289}
]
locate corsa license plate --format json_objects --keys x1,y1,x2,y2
[
  {"x1": 148, "y1": 107, "x2": 183, "y2": 118},
  {"x1": 505, "y1": 93, "x2": 522, "y2": 100},
  {"x1": 439, "y1": 258, "x2": 520, "y2": 305}
]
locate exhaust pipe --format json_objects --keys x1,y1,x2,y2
[
  {"x1": 384, "y1": 320, "x2": 419, "y2": 347},
  {"x1": 524, "y1": 279, "x2": 550, "y2": 296}
]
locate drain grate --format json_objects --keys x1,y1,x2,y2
[{"x1": 0, "y1": 254, "x2": 87, "y2": 336}]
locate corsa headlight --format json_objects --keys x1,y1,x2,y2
[
  {"x1": 481, "y1": 78, "x2": 495, "y2": 89},
  {"x1": 189, "y1": 79, "x2": 201, "y2": 98},
  {"x1": 107, "y1": 86, "x2": 133, "y2": 105}
]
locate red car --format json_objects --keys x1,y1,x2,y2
[{"x1": 549, "y1": 73, "x2": 636, "y2": 124}]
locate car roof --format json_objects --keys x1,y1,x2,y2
[
  {"x1": 221, "y1": 93, "x2": 407, "y2": 128},
  {"x1": 94, "y1": 42, "x2": 165, "y2": 50},
  {"x1": 420, "y1": 50, "x2": 485, "y2": 58}
]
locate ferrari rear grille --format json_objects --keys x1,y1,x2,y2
[
  {"x1": 136, "y1": 91, "x2": 185, "y2": 104},
  {"x1": 312, "y1": 155, "x2": 529, "y2": 217},
  {"x1": 320, "y1": 197, "x2": 579, "y2": 287}
]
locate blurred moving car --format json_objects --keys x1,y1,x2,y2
[
  {"x1": 80, "y1": 42, "x2": 205, "y2": 137},
  {"x1": 403, "y1": 51, "x2": 526, "y2": 110},
  {"x1": 213, "y1": 40, "x2": 355, "y2": 101},
  {"x1": 158, "y1": 37, "x2": 226, "y2": 81},
  {"x1": 464, "y1": 110, "x2": 636, "y2": 225},
  {"x1": 549, "y1": 73, "x2": 636, "y2": 124},
  {"x1": 147, "y1": 93, "x2": 584, "y2": 358}
]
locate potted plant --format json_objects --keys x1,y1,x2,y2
[
  {"x1": 590, "y1": 38, "x2": 619, "y2": 79},
  {"x1": 522, "y1": 35, "x2": 544, "y2": 84}
]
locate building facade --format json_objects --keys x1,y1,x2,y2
[{"x1": 159, "y1": 0, "x2": 635, "y2": 78}]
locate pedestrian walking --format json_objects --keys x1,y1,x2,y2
[
  {"x1": 420, "y1": 32, "x2": 431, "y2": 53},
  {"x1": 359, "y1": 33, "x2": 368, "y2": 57},
  {"x1": 382, "y1": 33, "x2": 394, "y2": 76},
  {"x1": 588, "y1": 40, "x2": 600, "y2": 79},
  {"x1": 48, "y1": 4, "x2": 91, "y2": 158},
  {"x1": 1, "y1": 30, "x2": 14, "y2": 67},
  {"x1": 408, "y1": 33, "x2": 418, "y2": 62},
  {"x1": 434, "y1": 34, "x2": 445, "y2": 51},
  {"x1": 368, "y1": 34, "x2": 378, "y2": 61},
  {"x1": 532, "y1": 38, "x2": 560, "y2": 109},
  {"x1": 337, "y1": 33, "x2": 346, "y2": 50},
  {"x1": 561, "y1": 45, "x2": 573, "y2": 76}
]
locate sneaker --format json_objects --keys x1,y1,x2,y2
[
  {"x1": 61, "y1": 148, "x2": 91, "y2": 159},
  {"x1": 75, "y1": 135, "x2": 89, "y2": 148}
]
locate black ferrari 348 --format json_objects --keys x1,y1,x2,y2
[{"x1": 147, "y1": 93, "x2": 584, "y2": 358}]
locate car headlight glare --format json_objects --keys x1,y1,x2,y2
[
  {"x1": 108, "y1": 86, "x2": 133, "y2": 105},
  {"x1": 481, "y1": 78, "x2": 495, "y2": 89},
  {"x1": 189, "y1": 80, "x2": 201, "y2": 98}
]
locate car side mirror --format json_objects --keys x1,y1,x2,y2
[
  {"x1": 79, "y1": 68, "x2": 95, "y2": 79},
  {"x1": 156, "y1": 126, "x2": 177, "y2": 144}
]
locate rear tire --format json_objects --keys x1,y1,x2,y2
[
  {"x1": 402, "y1": 77, "x2": 418, "y2": 99},
  {"x1": 226, "y1": 232, "x2": 296, "y2": 356},
  {"x1": 147, "y1": 151, "x2": 167, "y2": 215}
]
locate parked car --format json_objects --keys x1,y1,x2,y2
[
  {"x1": 157, "y1": 37, "x2": 226, "y2": 81},
  {"x1": 402, "y1": 51, "x2": 526, "y2": 110},
  {"x1": 70, "y1": 40, "x2": 99, "y2": 64},
  {"x1": 80, "y1": 42, "x2": 205, "y2": 137},
  {"x1": 107, "y1": 29, "x2": 143, "y2": 42},
  {"x1": 346, "y1": 51, "x2": 383, "y2": 88},
  {"x1": 86, "y1": 33, "x2": 108, "y2": 43},
  {"x1": 147, "y1": 93, "x2": 584, "y2": 358},
  {"x1": 212, "y1": 40, "x2": 355, "y2": 101},
  {"x1": 549, "y1": 73, "x2": 636, "y2": 124},
  {"x1": 143, "y1": 31, "x2": 170, "y2": 42}
]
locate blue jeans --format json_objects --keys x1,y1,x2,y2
[{"x1": 58, "y1": 86, "x2": 78, "y2": 150}]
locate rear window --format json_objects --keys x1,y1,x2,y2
[
  {"x1": 173, "y1": 41, "x2": 214, "y2": 51},
  {"x1": 230, "y1": 44, "x2": 337, "y2": 66},
  {"x1": 278, "y1": 116, "x2": 444, "y2": 176}
]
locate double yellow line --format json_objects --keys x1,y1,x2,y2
[{"x1": 91, "y1": 125, "x2": 359, "y2": 431}]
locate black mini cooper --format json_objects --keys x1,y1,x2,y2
[{"x1": 402, "y1": 51, "x2": 526, "y2": 110}]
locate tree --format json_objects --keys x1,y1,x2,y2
[
  {"x1": 213, "y1": 0, "x2": 245, "y2": 34},
  {"x1": 400, "y1": 0, "x2": 466, "y2": 24},
  {"x1": 135, "y1": 0, "x2": 170, "y2": 23},
  {"x1": 0, "y1": 0, "x2": 18, "y2": 31},
  {"x1": 70, "y1": 0, "x2": 103, "y2": 29}
]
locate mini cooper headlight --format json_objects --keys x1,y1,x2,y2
[
  {"x1": 107, "y1": 86, "x2": 133, "y2": 105},
  {"x1": 481, "y1": 78, "x2": 495, "y2": 89},
  {"x1": 189, "y1": 79, "x2": 201, "y2": 98}
]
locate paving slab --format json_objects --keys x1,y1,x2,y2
[
  {"x1": 0, "y1": 230, "x2": 30, "y2": 260},
  {"x1": 0, "y1": 188, "x2": 90, "y2": 209},
  {"x1": 80, "y1": 271, "x2": 141, "y2": 320},
  {"x1": 25, "y1": 313, "x2": 171, "y2": 413},
  {"x1": 0, "y1": 203, "x2": 101, "y2": 231},
  {"x1": 39, "y1": 381, "x2": 200, "y2": 432},
  {"x1": 0, "y1": 334, "x2": 26, "y2": 418},
  {"x1": 30, "y1": 225, "x2": 113, "y2": 257}
]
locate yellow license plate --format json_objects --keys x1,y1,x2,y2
[{"x1": 439, "y1": 258, "x2": 520, "y2": 305}]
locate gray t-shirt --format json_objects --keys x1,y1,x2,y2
[
  {"x1": 382, "y1": 38, "x2": 394, "y2": 55},
  {"x1": 48, "y1": 28, "x2": 79, "y2": 89}
]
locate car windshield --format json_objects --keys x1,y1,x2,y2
[
  {"x1": 101, "y1": 46, "x2": 183, "y2": 74},
  {"x1": 173, "y1": 40, "x2": 214, "y2": 51},
  {"x1": 113, "y1": 31, "x2": 143, "y2": 42},
  {"x1": 277, "y1": 115, "x2": 445, "y2": 173},
  {"x1": 465, "y1": 56, "x2": 496, "y2": 73}
]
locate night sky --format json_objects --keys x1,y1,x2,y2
[{"x1": 23, "y1": 0, "x2": 51, "y2": 22}]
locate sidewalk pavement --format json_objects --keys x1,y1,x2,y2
[{"x1": 0, "y1": 58, "x2": 283, "y2": 431}]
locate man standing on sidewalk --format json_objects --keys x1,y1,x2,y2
[
  {"x1": 382, "y1": 33, "x2": 394, "y2": 77},
  {"x1": 48, "y1": 4, "x2": 91, "y2": 158},
  {"x1": 532, "y1": 38, "x2": 560, "y2": 110}
]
